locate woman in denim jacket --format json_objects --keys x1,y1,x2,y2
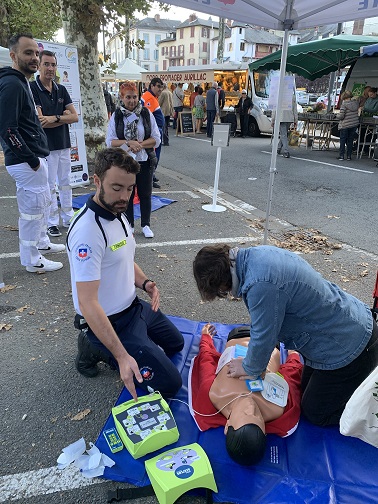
[{"x1": 193, "y1": 244, "x2": 378, "y2": 426}]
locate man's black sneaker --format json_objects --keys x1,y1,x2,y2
[{"x1": 47, "y1": 225, "x2": 62, "y2": 237}]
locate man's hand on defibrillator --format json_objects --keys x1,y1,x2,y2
[
  {"x1": 118, "y1": 354, "x2": 143, "y2": 401},
  {"x1": 145, "y1": 281, "x2": 160, "y2": 312}
]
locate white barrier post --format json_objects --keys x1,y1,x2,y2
[{"x1": 202, "y1": 123, "x2": 230, "y2": 213}]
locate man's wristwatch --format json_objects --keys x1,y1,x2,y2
[
  {"x1": 55, "y1": 115, "x2": 61, "y2": 123},
  {"x1": 142, "y1": 279, "x2": 153, "y2": 291}
]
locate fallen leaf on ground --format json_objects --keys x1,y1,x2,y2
[
  {"x1": 360, "y1": 270, "x2": 369, "y2": 277},
  {"x1": 71, "y1": 408, "x2": 91, "y2": 421},
  {"x1": 0, "y1": 323, "x2": 13, "y2": 331},
  {"x1": 0, "y1": 285, "x2": 16, "y2": 293},
  {"x1": 16, "y1": 305, "x2": 29, "y2": 312}
]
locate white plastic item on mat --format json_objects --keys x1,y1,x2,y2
[{"x1": 339, "y1": 365, "x2": 378, "y2": 448}]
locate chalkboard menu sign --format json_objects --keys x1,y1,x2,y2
[{"x1": 177, "y1": 111, "x2": 194, "y2": 135}]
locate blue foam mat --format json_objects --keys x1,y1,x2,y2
[
  {"x1": 72, "y1": 193, "x2": 176, "y2": 219},
  {"x1": 95, "y1": 316, "x2": 378, "y2": 504}
]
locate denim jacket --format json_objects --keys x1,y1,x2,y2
[{"x1": 235, "y1": 246, "x2": 373, "y2": 377}]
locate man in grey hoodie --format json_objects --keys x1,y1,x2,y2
[{"x1": 0, "y1": 34, "x2": 65, "y2": 273}]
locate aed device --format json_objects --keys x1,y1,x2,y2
[
  {"x1": 145, "y1": 443, "x2": 217, "y2": 504},
  {"x1": 112, "y1": 392, "x2": 179, "y2": 459}
]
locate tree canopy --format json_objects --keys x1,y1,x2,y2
[{"x1": 0, "y1": 0, "x2": 61, "y2": 47}]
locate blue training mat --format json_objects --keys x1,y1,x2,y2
[
  {"x1": 95, "y1": 316, "x2": 378, "y2": 504},
  {"x1": 72, "y1": 193, "x2": 176, "y2": 219}
]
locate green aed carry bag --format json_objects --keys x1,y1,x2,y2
[
  {"x1": 112, "y1": 392, "x2": 179, "y2": 459},
  {"x1": 145, "y1": 442, "x2": 218, "y2": 504}
]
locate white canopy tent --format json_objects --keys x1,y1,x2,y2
[
  {"x1": 161, "y1": 0, "x2": 378, "y2": 242},
  {"x1": 100, "y1": 58, "x2": 145, "y2": 82},
  {"x1": 0, "y1": 46, "x2": 11, "y2": 68}
]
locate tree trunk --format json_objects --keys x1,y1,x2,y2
[
  {"x1": 217, "y1": 18, "x2": 225, "y2": 64},
  {"x1": 0, "y1": 6, "x2": 10, "y2": 48},
  {"x1": 60, "y1": 0, "x2": 107, "y2": 161},
  {"x1": 124, "y1": 15, "x2": 131, "y2": 59}
]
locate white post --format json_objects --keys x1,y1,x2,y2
[
  {"x1": 202, "y1": 146, "x2": 226, "y2": 212},
  {"x1": 0, "y1": 260, "x2": 4, "y2": 289},
  {"x1": 203, "y1": 124, "x2": 230, "y2": 213}
]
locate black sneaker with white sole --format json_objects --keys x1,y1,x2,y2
[{"x1": 47, "y1": 225, "x2": 61, "y2": 237}]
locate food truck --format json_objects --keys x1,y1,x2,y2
[{"x1": 141, "y1": 63, "x2": 248, "y2": 110}]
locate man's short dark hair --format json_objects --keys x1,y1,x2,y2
[
  {"x1": 150, "y1": 77, "x2": 163, "y2": 88},
  {"x1": 8, "y1": 34, "x2": 34, "y2": 51},
  {"x1": 95, "y1": 148, "x2": 140, "y2": 181},
  {"x1": 40, "y1": 50, "x2": 57, "y2": 63},
  {"x1": 193, "y1": 244, "x2": 232, "y2": 301},
  {"x1": 226, "y1": 424, "x2": 266, "y2": 465}
]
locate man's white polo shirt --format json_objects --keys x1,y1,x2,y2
[{"x1": 67, "y1": 197, "x2": 136, "y2": 316}]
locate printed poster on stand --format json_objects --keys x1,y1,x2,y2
[{"x1": 36, "y1": 40, "x2": 89, "y2": 188}]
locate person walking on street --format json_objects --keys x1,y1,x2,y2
[
  {"x1": 205, "y1": 81, "x2": 219, "y2": 138},
  {"x1": 172, "y1": 83, "x2": 184, "y2": 130},
  {"x1": 31, "y1": 50, "x2": 79, "y2": 238},
  {"x1": 0, "y1": 34, "x2": 65, "y2": 273},
  {"x1": 106, "y1": 81, "x2": 161, "y2": 238},
  {"x1": 158, "y1": 83, "x2": 173, "y2": 146},
  {"x1": 67, "y1": 148, "x2": 184, "y2": 400},
  {"x1": 236, "y1": 89, "x2": 252, "y2": 138},
  {"x1": 272, "y1": 91, "x2": 298, "y2": 158},
  {"x1": 337, "y1": 91, "x2": 360, "y2": 161},
  {"x1": 193, "y1": 87, "x2": 206, "y2": 133}
]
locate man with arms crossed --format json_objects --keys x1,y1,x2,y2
[
  {"x1": 0, "y1": 34, "x2": 64, "y2": 273},
  {"x1": 66, "y1": 148, "x2": 184, "y2": 400},
  {"x1": 31, "y1": 50, "x2": 79, "y2": 237}
]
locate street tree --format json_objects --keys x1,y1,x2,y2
[
  {"x1": 59, "y1": 0, "x2": 159, "y2": 159},
  {"x1": 0, "y1": 0, "x2": 61, "y2": 48}
]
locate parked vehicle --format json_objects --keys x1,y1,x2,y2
[{"x1": 296, "y1": 90, "x2": 310, "y2": 105}]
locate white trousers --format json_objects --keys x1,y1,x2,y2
[
  {"x1": 6, "y1": 158, "x2": 51, "y2": 267},
  {"x1": 47, "y1": 148, "x2": 73, "y2": 227}
]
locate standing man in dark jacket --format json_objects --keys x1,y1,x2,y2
[
  {"x1": 0, "y1": 34, "x2": 65, "y2": 273},
  {"x1": 31, "y1": 50, "x2": 79, "y2": 237},
  {"x1": 205, "y1": 81, "x2": 219, "y2": 138},
  {"x1": 141, "y1": 77, "x2": 164, "y2": 188},
  {"x1": 237, "y1": 89, "x2": 252, "y2": 138}
]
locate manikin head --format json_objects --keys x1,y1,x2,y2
[{"x1": 224, "y1": 396, "x2": 267, "y2": 465}]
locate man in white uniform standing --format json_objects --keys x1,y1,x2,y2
[
  {"x1": 31, "y1": 50, "x2": 79, "y2": 237},
  {"x1": 0, "y1": 34, "x2": 65, "y2": 273},
  {"x1": 66, "y1": 148, "x2": 184, "y2": 400}
]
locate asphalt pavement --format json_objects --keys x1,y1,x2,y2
[{"x1": 0, "y1": 133, "x2": 377, "y2": 503}]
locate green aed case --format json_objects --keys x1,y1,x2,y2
[
  {"x1": 112, "y1": 392, "x2": 179, "y2": 459},
  {"x1": 145, "y1": 443, "x2": 218, "y2": 504}
]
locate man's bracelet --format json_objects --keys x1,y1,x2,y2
[{"x1": 142, "y1": 279, "x2": 153, "y2": 291}]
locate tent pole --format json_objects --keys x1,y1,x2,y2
[{"x1": 263, "y1": 25, "x2": 291, "y2": 244}]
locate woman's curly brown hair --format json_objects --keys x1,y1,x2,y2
[{"x1": 193, "y1": 244, "x2": 232, "y2": 301}]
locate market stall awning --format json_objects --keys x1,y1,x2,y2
[
  {"x1": 249, "y1": 35, "x2": 378, "y2": 80},
  {"x1": 100, "y1": 58, "x2": 145, "y2": 82},
  {"x1": 361, "y1": 43, "x2": 378, "y2": 57},
  {"x1": 0, "y1": 46, "x2": 11, "y2": 68}
]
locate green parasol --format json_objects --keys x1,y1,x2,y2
[{"x1": 249, "y1": 35, "x2": 378, "y2": 80}]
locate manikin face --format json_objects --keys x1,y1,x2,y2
[
  {"x1": 10, "y1": 37, "x2": 39, "y2": 77},
  {"x1": 224, "y1": 396, "x2": 266, "y2": 435},
  {"x1": 39, "y1": 54, "x2": 57, "y2": 82},
  {"x1": 121, "y1": 91, "x2": 139, "y2": 111},
  {"x1": 94, "y1": 165, "x2": 135, "y2": 214}
]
